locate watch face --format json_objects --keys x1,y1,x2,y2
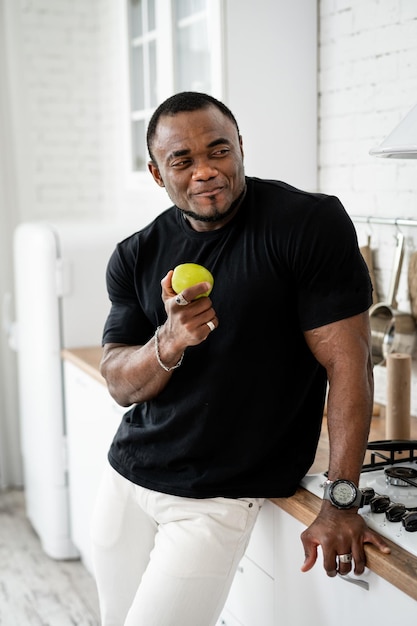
[{"x1": 331, "y1": 481, "x2": 356, "y2": 507}]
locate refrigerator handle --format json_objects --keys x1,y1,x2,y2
[{"x1": 2, "y1": 291, "x2": 18, "y2": 351}]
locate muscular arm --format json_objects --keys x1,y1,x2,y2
[
  {"x1": 305, "y1": 311, "x2": 373, "y2": 484},
  {"x1": 300, "y1": 312, "x2": 390, "y2": 576},
  {"x1": 100, "y1": 336, "x2": 180, "y2": 407},
  {"x1": 100, "y1": 271, "x2": 217, "y2": 406}
]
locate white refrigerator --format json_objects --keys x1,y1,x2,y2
[{"x1": 12, "y1": 219, "x2": 135, "y2": 559}]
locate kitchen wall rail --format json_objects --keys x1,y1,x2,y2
[{"x1": 351, "y1": 216, "x2": 417, "y2": 228}]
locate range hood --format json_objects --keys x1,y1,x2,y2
[{"x1": 369, "y1": 103, "x2": 417, "y2": 158}]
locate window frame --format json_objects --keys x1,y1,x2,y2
[{"x1": 122, "y1": 0, "x2": 224, "y2": 189}]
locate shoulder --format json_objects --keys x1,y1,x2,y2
[
  {"x1": 245, "y1": 176, "x2": 351, "y2": 233},
  {"x1": 246, "y1": 176, "x2": 342, "y2": 210},
  {"x1": 113, "y1": 206, "x2": 177, "y2": 256},
  {"x1": 106, "y1": 206, "x2": 177, "y2": 284}
]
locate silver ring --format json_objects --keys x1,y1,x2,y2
[
  {"x1": 206, "y1": 320, "x2": 215, "y2": 332},
  {"x1": 338, "y1": 553, "x2": 352, "y2": 563},
  {"x1": 175, "y1": 293, "x2": 189, "y2": 306}
]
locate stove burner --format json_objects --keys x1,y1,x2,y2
[
  {"x1": 385, "y1": 466, "x2": 417, "y2": 487},
  {"x1": 364, "y1": 440, "x2": 417, "y2": 471}
]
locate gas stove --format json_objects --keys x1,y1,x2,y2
[{"x1": 300, "y1": 440, "x2": 417, "y2": 557}]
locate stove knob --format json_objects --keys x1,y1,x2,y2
[
  {"x1": 402, "y1": 511, "x2": 417, "y2": 532},
  {"x1": 385, "y1": 504, "x2": 407, "y2": 522},
  {"x1": 361, "y1": 487, "x2": 375, "y2": 505},
  {"x1": 370, "y1": 495, "x2": 391, "y2": 513}
]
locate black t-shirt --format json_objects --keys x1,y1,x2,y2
[{"x1": 103, "y1": 177, "x2": 372, "y2": 498}]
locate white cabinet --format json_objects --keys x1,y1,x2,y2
[
  {"x1": 215, "y1": 609, "x2": 243, "y2": 626},
  {"x1": 221, "y1": 555, "x2": 274, "y2": 626},
  {"x1": 273, "y1": 506, "x2": 417, "y2": 625},
  {"x1": 218, "y1": 501, "x2": 417, "y2": 626},
  {"x1": 245, "y1": 497, "x2": 275, "y2": 578},
  {"x1": 64, "y1": 360, "x2": 125, "y2": 574},
  {"x1": 216, "y1": 500, "x2": 275, "y2": 626}
]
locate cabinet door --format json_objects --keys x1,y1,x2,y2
[
  {"x1": 273, "y1": 506, "x2": 417, "y2": 625},
  {"x1": 245, "y1": 499, "x2": 275, "y2": 578},
  {"x1": 223, "y1": 555, "x2": 274, "y2": 626},
  {"x1": 273, "y1": 506, "x2": 342, "y2": 625},
  {"x1": 64, "y1": 361, "x2": 125, "y2": 573},
  {"x1": 219, "y1": 500, "x2": 275, "y2": 626},
  {"x1": 215, "y1": 608, "x2": 243, "y2": 626}
]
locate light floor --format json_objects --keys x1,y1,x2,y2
[{"x1": 0, "y1": 489, "x2": 100, "y2": 626}]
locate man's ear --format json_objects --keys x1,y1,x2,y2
[{"x1": 148, "y1": 161, "x2": 165, "y2": 187}]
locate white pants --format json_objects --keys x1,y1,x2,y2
[{"x1": 90, "y1": 464, "x2": 263, "y2": 626}]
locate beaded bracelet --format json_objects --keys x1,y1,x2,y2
[{"x1": 154, "y1": 326, "x2": 184, "y2": 372}]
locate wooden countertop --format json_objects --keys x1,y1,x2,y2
[
  {"x1": 62, "y1": 346, "x2": 417, "y2": 601},
  {"x1": 61, "y1": 346, "x2": 104, "y2": 385}
]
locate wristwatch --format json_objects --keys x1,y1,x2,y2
[{"x1": 323, "y1": 479, "x2": 365, "y2": 509}]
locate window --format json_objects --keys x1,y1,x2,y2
[
  {"x1": 174, "y1": 0, "x2": 211, "y2": 93},
  {"x1": 127, "y1": 0, "x2": 223, "y2": 173},
  {"x1": 128, "y1": 0, "x2": 158, "y2": 171}
]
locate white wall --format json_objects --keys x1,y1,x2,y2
[
  {"x1": 318, "y1": 0, "x2": 417, "y2": 413},
  {"x1": 224, "y1": 0, "x2": 318, "y2": 190}
]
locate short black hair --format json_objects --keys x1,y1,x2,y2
[{"x1": 146, "y1": 91, "x2": 240, "y2": 163}]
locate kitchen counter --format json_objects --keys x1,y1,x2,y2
[
  {"x1": 62, "y1": 346, "x2": 105, "y2": 385},
  {"x1": 62, "y1": 346, "x2": 417, "y2": 602}
]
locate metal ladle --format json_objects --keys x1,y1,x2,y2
[{"x1": 369, "y1": 232, "x2": 417, "y2": 366}]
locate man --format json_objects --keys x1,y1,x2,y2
[{"x1": 91, "y1": 92, "x2": 389, "y2": 625}]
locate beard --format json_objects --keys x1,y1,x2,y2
[{"x1": 178, "y1": 186, "x2": 247, "y2": 224}]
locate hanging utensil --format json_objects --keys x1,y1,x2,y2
[
  {"x1": 407, "y1": 249, "x2": 417, "y2": 320},
  {"x1": 360, "y1": 234, "x2": 378, "y2": 305},
  {"x1": 369, "y1": 232, "x2": 417, "y2": 366}
]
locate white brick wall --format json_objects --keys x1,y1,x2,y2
[
  {"x1": 14, "y1": 0, "x2": 119, "y2": 219},
  {"x1": 319, "y1": 0, "x2": 417, "y2": 415}
]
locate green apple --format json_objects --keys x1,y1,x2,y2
[{"x1": 172, "y1": 263, "x2": 214, "y2": 298}]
